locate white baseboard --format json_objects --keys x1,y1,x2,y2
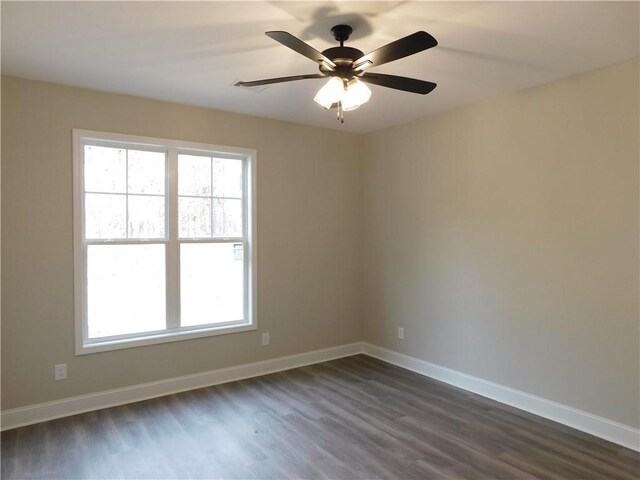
[
  {"x1": 4, "y1": 341, "x2": 638, "y2": 453},
  {"x1": 1, "y1": 342, "x2": 363, "y2": 431},
  {"x1": 362, "y1": 343, "x2": 640, "y2": 452}
]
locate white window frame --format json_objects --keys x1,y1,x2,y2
[{"x1": 73, "y1": 129, "x2": 257, "y2": 355}]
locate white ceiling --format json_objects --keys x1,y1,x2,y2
[{"x1": 2, "y1": 1, "x2": 638, "y2": 133}]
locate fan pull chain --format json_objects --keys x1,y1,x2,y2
[{"x1": 337, "y1": 101, "x2": 344, "y2": 124}]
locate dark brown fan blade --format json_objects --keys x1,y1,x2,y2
[
  {"x1": 353, "y1": 31, "x2": 437, "y2": 69},
  {"x1": 360, "y1": 73, "x2": 436, "y2": 94},
  {"x1": 266, "y1": 31, "x2": 336, "y2": 69},
  {"x1": 235, "y1": 74, "x2": 324, "y2": 87}
]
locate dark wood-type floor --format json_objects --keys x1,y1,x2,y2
[{"x1": 2, "y1": 355, "x2": 639, "y2": 479}]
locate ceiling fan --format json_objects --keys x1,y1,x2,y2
[{"x1": 235, "y1": 25, "x2": 437, "y2": 123}]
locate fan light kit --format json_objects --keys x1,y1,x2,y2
[{"x1": 235, "y1": 24, "x2": 438, "y2": 123}]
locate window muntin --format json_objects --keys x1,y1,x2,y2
[
  {"x1": 178, "y1": 154, "x2": 243, "y2": 239},
  {"x1": 74, "y1": 130, "x2": 256, "y2": 354},
  {"x1": 83, "y1": 145, "x2": 167, "y2": 240}
]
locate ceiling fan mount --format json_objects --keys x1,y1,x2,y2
[
  {"x1": 330, "y1": 24, "x2": 353, "y2": 44},
  {"x1": 235, "y1": 24, "x2": 438, "y2": 122},
  {"x1": 319, "y1": 26, "x2": 364, "y2": 74}
]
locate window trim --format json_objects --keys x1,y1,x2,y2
[{"x1": 73, "y1": 129, "x2": 257, "y2": 355}]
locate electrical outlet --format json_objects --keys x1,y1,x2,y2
[
  {"x1": 398, "y1": 327, "x2": 404, "y2": 340},
  {"x1": 54, "y1": 363, "x2": 67, "y2": 380},
  {"x1": 262, "y1": 332, "x2": 270, "y2": 346}
]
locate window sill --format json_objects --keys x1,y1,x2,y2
[{"x1": 76, "y1": 322, "x2": 257, "y2": 355}]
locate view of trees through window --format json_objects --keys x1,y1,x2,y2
[{"x1": 82, "y1": 143, "x2": 247, "y2": 341}]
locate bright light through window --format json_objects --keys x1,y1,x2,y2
[
  {"x1": 87, "y1": 244, "x2": 166, "y2": 338},
  {"x1": 180, "y1": 243, "x2": 244, "y2": 327},
  {"x1": 74, "y1": 130, "x2": 256, "y2": 354}
]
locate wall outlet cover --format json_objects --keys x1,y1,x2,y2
[{"x1": 54, "y1": 364, "x2": 67, "y2": 380}]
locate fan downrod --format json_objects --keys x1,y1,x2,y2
[{"x1": 331, "y1": 25, "x2": 353, "y2": 46}]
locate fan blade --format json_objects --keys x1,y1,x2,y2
[
  {"x1": 235, "y1": 74, "x2": 324, "y2": 87},
  {"x1": 266, "y1": 31, "x2": 336, "y2": 69},
  {"x1": 353, "y1": 31, "x2": 437, "y2": 69},
  {"x1": 360, "y1": 73, "x2": 436, "y2": 94}
]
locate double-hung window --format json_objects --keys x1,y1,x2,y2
[{"x1": 73, "y1": 130, "x2": 256, "y2": 354}]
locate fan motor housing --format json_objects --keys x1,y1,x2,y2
[{"x1": 319, "y1": 46, "x2": 365, "y2": 74}]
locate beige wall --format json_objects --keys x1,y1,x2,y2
[
  {"x1": 362, "y1": 58, "x2": 639, "y2": 428},
  {"x1": 3, "y1": 58, "x2": 639, "y2": 429},
  {"x1": 1, "y1": 76, "x2": 363, "y2": 409}
]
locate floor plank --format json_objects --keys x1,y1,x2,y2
[{"x1": 2, "y1": 355, "x2": 638, "y2": 479}]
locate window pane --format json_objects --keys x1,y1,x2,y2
[
  {"x1": 87, "y1": 244, "x2": 166, "y2": 338},
  {"x1": 85, "y1": 193, "x2": 126, "y2": 239},
  {"x1": 179, "y1": 197, "x2": 211, "y2": 238},
  {"x1": 84, "y1": 145, "x2": 126, "y2": 193},
  {"x1": 212, "y1": 158, "x2": 242, "y2": 198},
  {"x1": 180, "y1": 243, "x2": 244, "y2": 327},
  {"x1": 128, "y1": 195, "x2": 165, "y2": 239},
  {"x1": 212, "y1": 198, "x2": 242, "y2": 237},
  {"x1": 178, "y1": 154, "x2": 211, "y2": 196},
  {"x1": 128, "y1": 150, "x2": 165, "y2": 195}
]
